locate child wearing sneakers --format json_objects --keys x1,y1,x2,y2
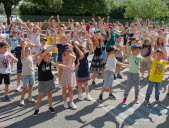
[
  {"x1": 19, "y1": 41, "x2": 36, "y2": 106},
  {"x1": 61, "y1": 47, "x2": 77, "y2": 109},
  {"x1": 12, "y1": 39, "x2": 24, "y2": 92},
  {"x1": 123, "y1": 44, "x2": 151, "y2": 103},
  {"x1": 99, "y1": 46, "x2": 129, "y2": 101},
  {"x1": 33, "y1": 47, "x2": 68, "y2": 116},
  {"x1": 145, "y1": 50, "x2": 169, "y2": 105},
  {"x1": 75, "y1": 38, "x2": 93, "y2": 101},
  {"x1": 0, "y1": 42, "x2": 18, "y2": 101}
]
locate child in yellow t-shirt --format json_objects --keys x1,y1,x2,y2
[
  {"x1": 145, "y1": 50, "x2": 169, "y2": 105},
  {"x1": 46, "y1": 30, "x2": 59, "y2": 64}
]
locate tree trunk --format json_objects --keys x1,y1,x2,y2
[
  {"x1": 91, "y1": 12, "x2": 95, "y2": 18},
  {"x1": 4, "y1": 4, "x2": 12, "y2": 25}
]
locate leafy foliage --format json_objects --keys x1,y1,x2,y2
[{"x1": 124, "y1": 0, "x2": 169, "y2": 19}]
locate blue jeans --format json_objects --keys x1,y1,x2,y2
[
  {"x1": 102, "y1": 50, "x2": 106, "y2": 63},
  {"x1": 145, "y1": 81, "x2": 160, "y2": 100},
  {"x1": 52, "y1": 53, "x2": 58, "y2": 63}
]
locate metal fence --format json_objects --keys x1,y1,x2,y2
[{"x1": 1, "y1": 15, "x2": 169, "y2": 26}]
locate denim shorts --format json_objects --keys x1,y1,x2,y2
[
  {"x1": 103, "y1": 71, "x2": 114, "y2": 89},
  {"x1": 102, "y1": 50, "x2": 107, "y2": 63},
  {"x1": 22, "y1": 75, "x2": 35, "y2": 88}
]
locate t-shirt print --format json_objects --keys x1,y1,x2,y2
[
  {"x1": 0, "y1": 56, "x2": 9, "y2": 68},
  {"x1": 154, "y1": 63, "x2": 163, "y2": 75},
  {"x1": 134, "y1": 58, "x2": 140, "y2": 65},
  {"x1": 41, "y1": 63, "x2": 51, "y2": 71}
]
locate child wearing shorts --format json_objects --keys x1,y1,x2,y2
[
  {"x1": 19, "y1": 42, "x2": 35, "y2": 106},
  {"x1": 12, "y1": 38, "x2": 24, "y2": 92},
  {"x1": 98, "y1": 46, "x2": 128, "y2": 101},
  {"x1": 0, "y1": 42, "x2": 18, "y2": 101},
  {"x1": 33, "y1": 46, "x2": 68, "y2": 116}
]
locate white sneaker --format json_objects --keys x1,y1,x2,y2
[
  {"x1": 63, "y1": 101, "x2": 69, "y2": 109},
  {"x1": 28, "y1": 97, "x2": 35, "y2": 103},
  {"x1": 78, "y1": 94, "x2": 84, "y2": 101},
  {"x1": 58, "y1": 84, "x2": 62, "y2": 89},
  {"x1": 86, "y1": 94, "x2": 92, "y2": 101},
  {"x1": 69, "y1": 102, "x2": 77, "y2": 110},
  {"x1": 16, "y1": 85, "x2": 22, "y2": 92},
  {"x1": 19, "y1": 99, "x2": 25, "y2": 106}
]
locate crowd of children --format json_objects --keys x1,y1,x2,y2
[{"x1": 0, "y1": 16, "x2": 169, "y2": 116}]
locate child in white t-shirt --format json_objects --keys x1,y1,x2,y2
[
  {"x1": 0, "y1": 42, "x2": 18, "y2": 101},
  {"x1": 98, "y1": 46, "x2": 128, "y2": 101}
]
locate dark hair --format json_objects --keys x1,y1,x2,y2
[
  {"x1": 106, "y1": 46, "x2": 116, "y2": 53},
  {"x1": 155, "y1": 49, "x2": 163, "y2": 55},
  {"x1": 0, "y1": 42, "x2": 8, "y2": 48}
]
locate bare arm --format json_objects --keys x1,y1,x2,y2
[
  {"x1": 37, "y1": 47, "x2": 56, "y2": 66},
  {"x1": 74, "y1": 45, "x2": 84, "y2": 60},
  {"x1": 51, "y1": 62, "x2": 68, "y2": 68},
  {"x1": 88, "y1": 39, "x2": 93, "y2": 55},
  {"x1": 21, "y1": 43, "x2": 26, "y2": 60},
  {"x1": 116, "y1": 60, "x2": 129, "y2": 67}
]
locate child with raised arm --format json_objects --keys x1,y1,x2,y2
[
  {"x1": 123, "y1": 44, "x2": 151, "y2": 104},
  {"x1": 145, "y1": 50, "x2": 169, "y2": 105},
  {"x1": 75, "y1": 38, "x2": 93, "y2": 101},
  {"x1": 61, "y1": 47, "x2": 77, "y2": 109},
  {"x1": 33, "y1": 47, "x2": 68, "y2": 116},
  {"x1": 0, "y1": 42, "x2": 18, "y2": 101},
  {"x1": 19, "y1": 41, "x2": 35, "y2": 106},
  {"x1": 99, "y1": 46, "x2": 129, "y2": 101}
]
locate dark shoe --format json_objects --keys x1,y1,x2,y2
[
  {"x1": 144, "y1": 100, "x2": 150, "y2": 105},
  {"x1": 155, "y1": 99, "x2": 161, "y2": 104},
  {"x1": 92, "y1": 81, "x2": 96, "y2": 85},
  {"x1": 114, "y1": 74, "x2": 116, "y2": 80},
  {"x1": 76, "y1": 86, "x2": 78, "y2": 90},
  {"x1": 102, "y1": 80, "x2": 104, "y2": 84},
  {"x1": 109, "y1": 94, "x2": 116, "y2": 100},
  {"x1": 98, "y1": 94, "x2": 103, "y2": 101},
  {"x1": 167, "y1": 93, "x2": 169, "y2": 99},
  {"x1": 123, "y1": 98, "x2": 127, "y2": 103},
  {"x1": 4, "y1": 95, "x2": 12, "y2": 101},
  {"x1": 48, "y1": 107, "x2": 55, "y2": 113},
  {"x1": 33, "y1": 109, "x2": 39, "y2": 117},
  {"x1": 117, "y1": 74, "x2": 123, "y2": 79}
]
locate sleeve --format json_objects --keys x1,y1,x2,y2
[
  {"x1": 12, "y1": 47, "x2": 18, "y2": 53},
  {"x1": 106, "y1": 32, "x2": 109, "y2": 38},
  {"x1": 56, "y1": 44, "x2": 60, "y2": 48},
  {"x1": 16, "y1": 36, "x2": 20, "y2": 40},
  {"x1": 8, "y1": 52, "x2": 14, "y2": 57},
  {"x1": 139, "y1": 56, "x2": 144, "y2": 61},
  {"x1": 21, "y1": 56, "x2": 25, "y2": 62},
  {"x1": 164, "y1": 61, "x2": 169, "y2": 65},
  {"x1": 85, "y1": 52, "x2": 89, "y2": 57},
  {"x1": 6, "y1": 37, "x2": 10, "y2": 43},
  {"x1": 115, "y1": 32, "x2": 118, "y2": 36}
]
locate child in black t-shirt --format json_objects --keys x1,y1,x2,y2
[
  {"x1": 33, "y1": 46, "x2": 68, "y2": 117},
  {"x1": 12, "y1": 40, "x2": 23, "y2": 92}
]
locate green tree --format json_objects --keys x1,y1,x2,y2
[
  {"x1": 124, "y1": 0, "x2": 169, "y2": 19},
  {"x1": 109, "y1": 2, "x2": 127, "y2": 19},
  {"x1": 62, "y1": 0, "x2": 116, "y2": 16},
  {"x1": 0, "y1": 7, "x2": 4, "y2": 15},
  {"x1": 82, "y1": 0, "x2": 115, "y2": 17},
  {"x1": 29, "y1": 0, "x2": 62, "y2": 12},
  {"x1": 61, "y1": 0, "x2": 84, "y2": 15},
  {"x1": 0, "y1": 0, "x2": 21, "y2": 25}
]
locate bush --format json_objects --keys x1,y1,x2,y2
[{"x1": 0, "y1": 7, "x2": 4, "y2": 15}]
